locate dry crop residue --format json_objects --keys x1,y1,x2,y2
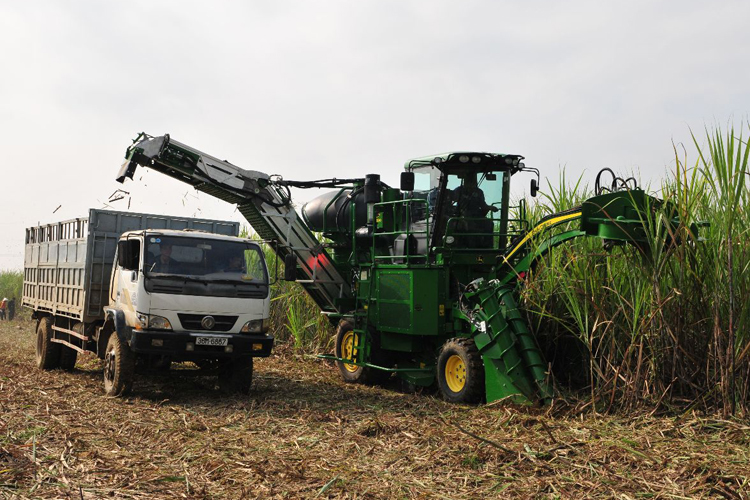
[{"x1": 1, "y1": 318, "x2": 749, "y2": 499}]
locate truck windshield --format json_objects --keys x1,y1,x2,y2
[{"x1": 144, "y1": 235, "x2": 268, "y2": 284}]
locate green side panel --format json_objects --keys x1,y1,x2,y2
[
  {"x1": 376, "y1": 271, "x2": 412, "y2": 332},
  {"x1": 374, "y1": 268, "x2": 444, "y2": 335},
  {"x1": 380, "y1": 331, "x2": 424, "y2": 352}
]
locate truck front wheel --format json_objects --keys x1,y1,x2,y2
[
  {"x1": 218, "y1": 356, "x2": 253, "y2": 394},
  {"x1": 36, "y1": 317, "x2": 61, "y2": 370},
  {"x1": 437, "y1": 338, "x2": 485, "y2": 404},
  {"x1": 103, "y1": 333, "x2": 135, "y2": 397}
]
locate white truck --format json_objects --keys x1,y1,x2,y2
[{"x1": 23, "y1": 209, "x2": 273, "y2": 396}]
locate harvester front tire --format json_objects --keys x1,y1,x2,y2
[
  {"x1": 437, "y1": 338, "x2": 485, "y2": 404},
  {"x1": 335, "y1": 320, "x2": 390, "y2": 385},
  {"x1": 35, "y1": 317, "x2": 61, "y2": 370},
  {"x1": 103, "y1": 333, "x2": 135, "y2": 397}
]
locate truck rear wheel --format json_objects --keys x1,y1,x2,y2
[
  {"x1": 35, "y1": 317, "x2": 61, "y2": 370},
  {"x1": 59, "y1": 346, "x2": 78, "y2": 371},
  {"x1": 59, "y1": 323, "x2": 82, "y2": 371},
  {"x1": 218, "y1": 356, "x2": 254, "y2": 394},
  {"x1": 335, "y1": 320, "x2": 390, "y2": 385},
  {"x1": 103, "y1": 333, "x2": 135, "y2": 397},
  {"x1": 437, "y1": 338, "x2": 485, "y2": 404}
]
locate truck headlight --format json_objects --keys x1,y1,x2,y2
[
  {"x1": 135, "y1": 313, "x2": 172, "y2": 331},
  {"x1": 241, "y1": 319, "x2": 269, "y2": 333},
  {"x1": 149, "y1": 315, "x2": 173, "y2": 330}
]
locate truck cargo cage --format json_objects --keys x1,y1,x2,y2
[{"x1": 23, "y1": 209, "x2": 240, "y2": 323}]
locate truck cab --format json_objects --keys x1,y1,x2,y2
[{"x1": 104, "y1": 229, "x2": 272, "y2": 394}]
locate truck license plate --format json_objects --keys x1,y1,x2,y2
[{"x1": 195, "y1": 336, "x2": 229, "y2": 347}]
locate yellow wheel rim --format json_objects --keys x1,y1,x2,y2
[
  {"x1": 341, "y1": 330, "x2": 359, "y2": 373},
  {"x1": 445, "y1": 354, "x2": 467, "y2": 393}
]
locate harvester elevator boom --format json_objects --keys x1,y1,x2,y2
[{"x1": 117, "y1": 133, "x2": 350, "y2": 315}]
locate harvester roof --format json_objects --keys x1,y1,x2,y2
[{"x1": 405, "y1": 151, "x2": 525, "y2": 174}]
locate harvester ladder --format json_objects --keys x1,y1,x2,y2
[{"x1": 350, "y1": 266, "x2": 375, "y2": 366}]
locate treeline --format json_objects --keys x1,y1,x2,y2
[{"x1": 0, "y1": 270, "x2": 22, "y2": 303}]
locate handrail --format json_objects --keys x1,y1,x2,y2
[{"x1": 372, "y1": 199, "x2": 430, "y2": 263}]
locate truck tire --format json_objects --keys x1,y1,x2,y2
[
  {"x1": 437, "y1": 338, "x2": 485, "y2": 404},
  {"x1": 59, "y1": 346, "x2": 78, "y2": 371},
  {"x1": 103, "y1": 333, "x2": 135, "y2": 397},
  {"x1": 335, "y1": 320, "x2": 390, "y2": 385},
  {"x1": 35, "y1": 317, "x2": 61, "y2": 370},
  {"x1": 59, "y1": 323, "x2": 82, "y2": 371},
  {"x1": 218, "y1": 356, "x2": 253, "y2": 394}
]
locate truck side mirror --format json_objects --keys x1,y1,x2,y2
[
  {"x1": 283, "y1": 254, "x2": 297, "y2": 281},
  {"x1": 400, "y1": 172, "x2": 415, "y2": 192},
  {"x1": 530, "y1": 179, "x2": 539, "y2": 198}
]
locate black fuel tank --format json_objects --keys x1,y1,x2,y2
[{"x1": 302, "y1": 189, "x2": 367, "y2": 234}]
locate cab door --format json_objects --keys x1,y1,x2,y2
[{"x1": 112, "y1": 237, "x2": 142, "y2": 323}]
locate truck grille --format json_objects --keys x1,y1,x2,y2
[{"x1": 177, "y1": 314, "x2": 238, "y2": 332}]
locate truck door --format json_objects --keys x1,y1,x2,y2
[{"x1": 113, "y1": 237, "x2": 142, "y2": 321}]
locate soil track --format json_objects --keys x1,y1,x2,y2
[{"x1": 1, "y1": 318, "x2": 749, "y2": 499}]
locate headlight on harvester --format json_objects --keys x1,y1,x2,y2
[{"x1": 241, "y1": 319, "x2": 269, "y2": 334}]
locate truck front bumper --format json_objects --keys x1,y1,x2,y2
[{"x1": 129, "y1": 329, "x2": 274, "y2": 359}]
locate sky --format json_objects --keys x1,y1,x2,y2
[{"x1": 1, "y1": 0, "x2": 749, "y2": 270}]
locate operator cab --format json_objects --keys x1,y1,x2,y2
[{"x1": 401, "y1": 152, "x2": 526, "y2": 255}]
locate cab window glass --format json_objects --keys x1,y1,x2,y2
[{"x1": 118, "y1": 240, "x2": 140, "y2": 271}]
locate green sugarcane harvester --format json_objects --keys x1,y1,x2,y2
[{"x1": 117, "y1": 133, "x2": 686, "y2": 405}]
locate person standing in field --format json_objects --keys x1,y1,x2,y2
[
  {"x1": 0, "y1": 298, "x2": 6, "y2": 321},
  {"x1": 8, "y1": 298, "x2": 15, "y2": 321}
]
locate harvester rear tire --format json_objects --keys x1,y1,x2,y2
[
  {"x1": 35, "y1": 317, "x2": 61, "y2": 370},
  {"x1": 335, "y1": 320, "x2": 390, "y2": 385},
  {"x1": 437, "y1": 338, "x2": 485, "y2": 404}
]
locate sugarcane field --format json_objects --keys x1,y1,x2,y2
[
  {"x1": 2, "y1": 315, "x2": 750, "y2": 499},
  {"x1": 2, "y1": 2, "x2": 750, "y2": 499}
]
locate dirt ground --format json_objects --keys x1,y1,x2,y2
[{"x1": 1, "y1": 318, "x2": 749, "y2": 499}]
